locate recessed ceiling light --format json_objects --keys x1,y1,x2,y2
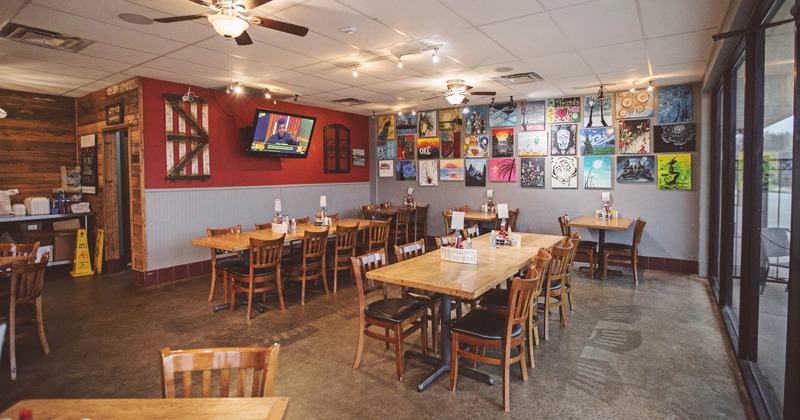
[
  {"x1": 340, "y1": 26, "x2": 356, "y2": 34},
  {"x1": 118, "y1": 13, "x2": 153, "y2": 25},
  {"x1": 495, "y1": 67, "x2": 513, "y2": 72}
]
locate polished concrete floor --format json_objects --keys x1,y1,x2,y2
[{"x1": 1, "y1": 264, "x2": 754, "y2": 419}]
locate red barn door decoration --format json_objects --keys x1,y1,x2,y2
[{"x1": 164, "y1": 93, "x2": 210, "y2": 181}]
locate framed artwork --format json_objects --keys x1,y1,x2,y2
[
  {"x1": 438, "y1": 108, "x2": 463, "y2": 132},
  {"x1": 491, "y1": 128, "x2": 515, "y2": 157},
  {"x1": 550, "y1": 123, "x2": 578, "y2": 156},
  {"x1": 520, "y1": 157, "x2": 546, "y2": 188},
  {"x1": 583, "y1": 156, "x2": 613, "y2": 189},
  {"x1": 583, "y1": 94, "x2": 612, "y2": 127},
  {"x1": 440, "y1": 159, "x2": 465, "y2": 181},
  {"x1": 465, "y1": 158, "x2": 487, "y2": 187},
  {"x1": 657, "y1": 85, "x2": 693, "y2": 123},
  {"x1": 377, "y1": 115, "x2": 395, "y2": 140},
  {"x1": 618, "y1": 119, "x2": 651, "y2": 154},
  {"x1": 616, "y1": 155, "x2": 656, "y2": 184},
  {"x1": 551, "y1": 156, "x2": 578, "y2": 189},
  {"x1": 440, "y1": 130, "x2": 461, "y2": 158},
  {"x1": 323, "y1": 123, "x2": 350, "y2": 174},
  {"x1": 520, "y1": 101, "x2": 546, "y2": 131},
  {"x1": 378, "y1": 160, "x2": 394, "y2": 177},
  {"x1": 489, "y1": 158, "x2": 517, "y2": 182},
  {"x1": 615, "y1": 90, "x2": 654, "y2": 119},
  {"x1": 465, "y1": 106, "x2": 487, "y2": 134},
  {"x1": 105, "y1": 101, "x2": 124, "y2": 125},
  {"x1": 376, "y1": 139, "x2": 397, "y2": 160},
  {"x1": 579, "y1": 127, "x2": 615, "y2": 155},
  {"x1": 395, "y1": 160, "x2": 417, "y2": 181},
  {"x1": 417, "y1": 137, "x2": 440, "y2": 159},
  {"x1": 395, "y1": 112, "x2": 417, "y2": 134},
  {"x1": 80, "y1": 134, "x2": 97, "y2": 194},
  {"x1": 418, "y1": 160, "x2": 439, "y2": 186},
  {"x1": 397, "y1": 134, "x2": 415, "y2": 160},
  {"x1": 463, "y1": 135, "x2": 489, "y2": 158},
  {"x1": 418, "y1": 111, "x2": 437, "y2": 137},
  {"x1": 352, "y1": 148, "x2": 365, "y2": 167},
  {"x1": 653, "y1": 123, "x2": 696, "y2": 152},
  {"x1": 657, "y1": 154, "x2": 692, "y2": 190},
  {"x1": 547, "y1": 97, "x2": 581, "y2": 124},
  {"x1": 489, "y1": 100, "x2": 516, "y2": 127},
  {"x1": 517, "y1": 131, "x2": 548, "y2": 156}
]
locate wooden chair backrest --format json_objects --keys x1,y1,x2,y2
[
  {"x1": 632, "y1": 218, "x2": 646, "y2": 247},
  {"x1": 207, "y1": 225, "x2": 242, "y2": 259},
  {"x1": 395, "y1": 208, "x2": 411, "y2": 228},
  {"x1": 368, "y1": 219, "x2": 391, "y2": 250},
  {"x1": 302, "y1": 228, "x2": 330, "y2": 258},
  {"x1": 160, "y1": 345, "x2": 280, "y2": 398},
  {"x1": 0, "y1": 242, "x2": 40, "y2": 259},
  {"x1": 523, "y1": 248, "x2": 552, "y2": 297},
  {"x1": 456, "y1": 206, "x2": 470, "y2": 212},
  {"x1": 361, "y1": 204, "x2": 375, "y2": 220},
  {"x1": 557, "y1": 214, "x2": 570, "y2": 236},
  {"x1": 379, "y1": 202, "x2": 392, "y2": 209},
  {"x1": 9, "y1": 252, "x2": 50, "y2": 305},
  {"x1": 547, "y1": 241, "x2": 574, "y2": 284},
  {"x1": 442, "y1": 210, "x2": 453, "y2": 234},
  {"x1": 250, "y1": 236, "x2": 284, "y2": 270},
  {"x1": 295, "y1": 217, "x2": 310, "y2": 225},
  {"x1": 334, "y1": 223, "x2": 360, "y2": 251},
  {"x1": 506, "y1": 274, "x2": 538, "y2": 332},
  {"x1": 394, "y1": 239, "x2": 426, "y2": 262},
  {"x1": 254, "y1": 222, "x2": 272, "y2": 231},
  {"x1": 462, "y1": 224, "x2": 480, "y2": 239},
  {"x1": 328, "y1": 213, "x2": 339, "y2": 221},
  {"x1": 508, "y1": 208, "x2": 520, "y2": 231},
  {"x1": 351, "y1": 249, "x2": 388, "y2": 302},
  {"x1": 566, "y1": 232, "x2": 581, "y2": 271},
  {"x1": 414, "y1": 204, "x2": 428, "y2": 224},
  {"x1": 435, "y1": 234, "x2": 458, "y2": 249}
]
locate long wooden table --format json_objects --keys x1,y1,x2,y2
[
  {"x1": 367, "y1": 232, "x2": 563, "y2": 391},
  {"x1": 1, "y1": 398, "x2": 289, "y2": 420},
  {"x1": 568, "y1": 215, "x2": 633, "y2": 276}
]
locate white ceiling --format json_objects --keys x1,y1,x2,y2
[{"x1": 0, "y1": 0, "x2": 732, "y2": 115}]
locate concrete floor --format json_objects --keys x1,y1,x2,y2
[{"x1": 1, "y1": 264, "x2": 754, "y2": 419}]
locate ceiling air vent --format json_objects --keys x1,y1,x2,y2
[
  {"x1": 332, "y1": 98, "x2": 369, "y2": 106},
  {"x1": 494, "y1": 71, "x2": 544, "y2": 85},
  {"x1": 0, "y1": 23, "x2": 94, "y2": 53}
]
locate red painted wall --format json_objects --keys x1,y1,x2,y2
[{"x1": 141, "y1": 77, "x2": 369, "y2": 189}]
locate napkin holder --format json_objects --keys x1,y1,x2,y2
[
  {"x1": 440, "y1": 247, "x2": 477, "y2": 264},
  {"x1": 272, "y1": 222, "x2": 288, "y2": 234}
]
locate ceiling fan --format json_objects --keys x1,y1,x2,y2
[
  {"x1": 153, "y1": 0, "x2": 309, "y2": 46},
  {"x1": 424, "y1": 79, "x2": 496, "y2": 105}
]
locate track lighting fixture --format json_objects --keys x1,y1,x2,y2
[
  {"x1": 647, "y1": 81, "x2": 654, "y2": 92},
  {"x1": 411, "y1": 108, "x2": 416, "y2": 116},
  {"x1": 432, "y1": 47, "x2": 440, "y2": 63},
  {"x1": 293, "y1": 94, "x2": 299, "y2": 103},
  {"x1": 371, "y1": 111, "x2": 375, "y2": 119},
  {"x1": 462, "y1": 103, "x2": 469, "y2": 114},
  {"x1": 396, "y1": 56, "x2": 403, "y2": 68},
  {"x1": 629, "y1": 82, "x2": 636, "y2": 93},
  {"x1": 263, "y1": 89, "x2": 271, "y2": 99},
  {"x1": 352, "y1": 65, "x2": 359, "y2": 78},
  {"x1": 397, "y1": 109, "x2": 402, "y2": 116}
]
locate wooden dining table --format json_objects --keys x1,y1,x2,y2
[
  {"x1": 1, "y1": 397, "x2": 289, "y2": 420},
  {"x1": 366, "y1": 232, "x2": 563, "y2": 391},
  {"x1": 567, "y1": 215, "x2": 634, "y2": 276}
]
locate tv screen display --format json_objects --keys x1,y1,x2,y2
[{"x1": 248, "y1": 108, "x2": 316, "y2": 158}]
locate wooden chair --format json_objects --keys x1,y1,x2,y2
[
  {"x1": 394, "y1": 240, "x2": 440, "y2": 352},
  {"x1": 160, "y1": 344, "x2": 280, "y2": 398},
  {"x1": 328, "y1": 223, "x2": 359, "y2": 293},
  {"x1": 205, "y1": 226, "x2": 243, "y2": 302},
  {"x1": 461, "y1": 224, "x2": 480, "y2": 240},
  {"x1": 227, "y1": 236, "x2": 285, "y2": 320},
  {"x1": 494, "y1": 208, "x2": 520, "y2": 231},
  {"x1": 435, "y1": 234, "x2": 458, "y2": 249},
  {"x1": 450, "y1": 274, "x2": 539, "y2": 411},
  {"x1": 456, "y1": 205, "x2": 470, "y2": 212},
  {"x1": 390, "y1": 208, "x2": 412, "y2": 248},
  {"x1": 0, "y1": 242, "x2": 40, "y2": 279},
  {"x1": 294, "y1": 217, "x2": 310, "y2": 225},
  {"x1": 351, "y1": 249, "x2": 427, "y2": 381},
  {"x1": 540, "y1": 240, "x2": 573, "y2": 340},
  {"x1": 442, "y1": 209, "x2": 453, "y2": 235},
  {"x1": 360, "y1": 204, "x2": 376, "y2": 220},
  {"x1": 328, "y1": 213, "x2": 339, "y2": 221},
  {"x1": 604, "y1": 218, "x2": 647, "y2": 284},
  {"x1": 357, "y1": 219, "x2": 391, "y2": 255},
  {"x1": 379, "y1": 201, "x2": 392, "y2": 209},
  {"x1": 1, "y1": 252, "x2": 50, "y2": 380},
  {"x1": 254, "y1": 222, "x2": 272, "y2": 231},
  {"x1": 564, "y1": 232, "x2": 581, "y2": 310},
  {"x1": 285, "y1": 228, "x2": 329, "y2": 305},
  {"x1": 558, "y1": 214, "x2": 597, "y2": 278},
  {"x1": 413, "y1": 204, "x2": 429, "y2": 245}
]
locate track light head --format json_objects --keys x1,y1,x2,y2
[{"x1": 432, "y1": 47, "x2": 440, "y2": 63}]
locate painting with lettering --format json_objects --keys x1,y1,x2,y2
[
  {"x1": 440, "y1": 159, "x2": 465, "y2": 181},
  {"x1": 377, "y1": 115, "x2": 395, "y2": 140},
  {"x1": 547, "y1": 97, "x2": 581, "y2": 123},
  {"x1": 463, "y1": 135, "x2": 489, "y2": 158},
  {"x1": 440, "y1": 130, "x2": 461, "y2": 158},
  {"x1": 489, "y1": 158, "x2": 517, "y2": 182},
  {"x1": 465, "y1": 158, "x2": 487, "y2": 187},
  {"x1": 616, "y1": 155, "x2": 655, "y2": 184},
  {"x1": 583, "y1": 94, "x2": 613, "y2": 127},
  {"x1": 657, "y1": 85, "x2": 693, "y2": 123},
  {"x1": 618, "y1": 119, "x2": 651, "y2": 154},
  {"x1": 583, "y1": 156, "x2": 613, "y2": 189},
  {"x1": 550, "y1": 123, "x2": 578, "y2": 156},
  {"x1": 395, "y1": 160, "x2": 417, "y2": 181},
  {"x1": 376, "y1": 140, "x2": 396, "y2": 160},
  {"x1": 465, "y1": 106, "x2": 487, "y2": 134},
  {"x1": 615, "y1": 90, "x2": 654, "y2": 119},
  {"x1": 653, "y1": 123, "x2": 696, "y2": 152},
  {"x1": 520, "y1": 157, "x2": 545, "y2": 188},
  {"x1": 551, "y1": 156, "x2": 578, "y2": 189},
  {"x1": 418, "y1": 111, "x2": 437, "y2": 137},
  {"x1": 517, "y1": 131, "x2": 548, "y2": 156},
  {"x1": 395, "y1": 112, "x2": 417, "y2": 135},
  {"x1": 520, "y1": 100, "x2": 546, "y2": 131},
  {"x1": 378, "y1": 160, "x2": 394, "y2": 178},
  {"x1": 397, "y1": 134, "x2": 415, "y2": 160},
  {"x1": 657, "y1": 153, "x2": 691, "y2": 190},
  {"x1": 489, "y1": 99, "x2": 517, "y2": 127},
  {"x1": 418, "y1": 160, "x2": 439, "y2": 186},
  {"x1": 491, "y1": 128, "x2": 515, "y2": 157},
  {"x1": 438, "y1": 108, "x2": 463, "y2": 132},
  {"x1": 579, "y1": 127, "x2": 615, "y2": 155},
  {"x1": 417, "y1": 137, "x2": 440, "y2": 159}
]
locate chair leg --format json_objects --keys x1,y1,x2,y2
[
  {"x1": 276, "y1": 276, "x2": 286, "y2": 311},
  {"x1": 560, "y1": 297, "x2": 569, "y2": 327},
  {"x1": 633, "y1": 255, "x2": 639, "y2": 284},
  {"x1": 35, "y1": 299, "x2": 50, "y2": 354},
  {"x1": 321, "y1": 263, "x2": 330, "y2": 295},
  {"x1": 430, "y1": 304, "x2": 439, "y2": 353},
  {"x1": 603, "y1": 253, "x2": 608, "y2": 280},
  {"x1": 532, "y1": 314, "x2": 540, "y2": 346},
  {"x1": 527, "y1": 312, "x2": 535, "y2": 368},
  {"x1": 568, "y1": 280, "x2": 575, "y2": 310},
  {"x1": 353, "y1": 318, "x2": 365, "y2": 369},
  {"x1": 208, "y1": 268, "x2": 217, "y2": 302},
  {"x1": 229, "y1": 278, "x2": 236, "y2": 313},
  {"x1": 449, "y1": 333, "x2": 459, "y2": 391},
  {"x1": 300, "y1": 276, "x2": 306, "y2": 306},
  {"x1": 420, "y1": 316, "x2": 428, "y2": 356},
  {"x1": 246, "y1": 288, "x2": 254, "y2": 321},
  {"x1": 502, "y1": 357, "x2": 511, "y2": 412},
  {"x1": 588, "y1": 250, "x2": 595, "y2": 278},
  {"x1": 333, "y1": 262, "x2": 339, "y2": 294},
  {"x1": 519, "y1": 345, "x2": 528, "y2": 381},
  {"x1": 543, "y1": 299, "x2": 550, "y2": 341},
  {"x1": 394, "y1": 325, "x2": 405, "y2": 381},
  {"x1": 9, "y1": 316, "x2": 16, "y2": 380}
]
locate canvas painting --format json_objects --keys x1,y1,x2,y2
[
  {"x1": 517, "y1": 131, "x2": 548, "y2": 156},
  {"x1": 376, "y1": 140, "x2": 396, "y2": 160},
  {"x1": 438, "y1": 108, "x2": 463, "y2": 132},
  {"x1": 520, "y1": 100, "x2": 546, "y2": 131},
  {"x1": 352, "y1": 149, "x2": 365, "y2": 167},
  {"x1": 395, "y1": 112, "x2": 417, "y2": 135},
  {"x1": 417, "y1": 137, "x2": 440, "y2": 159},
  {"x1": 658, "y1": 153, "x2": 692, "y2": 190},
  {"x1": 418, "y1": 111, "x2": 437, "y2": 137},
  {"x1": 440, "y1": 130, "x2": 461, "y2": 158},
  {"x1": 653, "y1": 123, "x2": 696, "y2": 152},
  {"x1": 397, "y1": 134, "x2": 415, "y2": 160},
  {"x1": 616, "y1": 155, "x2": 656, "y2": 184},
  {"x1": 547, "y1": 97, "x2": 581, "y2": 124},
  {"x1": 395, "y1": 160, "x2": 417, "y2": 181},
  {"x1": 491, "y1": 128, "x2": 515, "y2": 157},
  {"x1": 583, "y1": 94, "x2": 613, "y2": 127},
  {"x1": 440, "y1": 159, "x2": 465, "y2": 181},
  {"x1": 658, "y1": 85, "x2": 693, "y2": 123},
  {"x1": 463, "y1": 135, "x2": 489, "y2": 158},
  {"x1": 489, "y1": 100, "x2": 517, "y2": 127},
  {"x1": 465, "y1": 158, "x2": 487, "y2": 187},
  {"x1": 618, "y1": 119, "x2": 651, "y2": 154},
  {"x1": 520, "y1": 157, "x2": 546, "y2": 188},
  {"x1": 489, "y1": 158, "x2": 517, "y2": 182},
  {"x1": 377, "y1": 115, "x2": 395, "y2": 140},
  {"x1": 418, "y1": 160, "x2": 439, "y2": 186},
  {"x1": 550, "y1": 124, "x2": 578, "y2": 156},
  {"x1": 579, "y1": 127, "x2": 615, "y2": 155},
  {"x1": 378, "y1": 160, "x2": 394, "y2": 178},
  {"x1": 465, "y1": 106, "x2": 487, "y2": 134},
  {"x1": 615, "y1": 90, "x2": 654, "y2": 119},
  {"x1": 583, "y1": 156, "x2": 613, "y2": 189},
  {"x1": 551, "y1": 156, "x2": 578, "y2": 188}
]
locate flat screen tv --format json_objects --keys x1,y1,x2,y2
[{"x1": 248, "y1": 108, "x2": 316, "y2": 158}]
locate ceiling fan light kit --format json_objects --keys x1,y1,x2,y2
[{"x1": 208, "y1": 12, "x2": 249, "y2": 38}]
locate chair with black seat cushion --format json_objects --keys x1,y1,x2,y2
[
  {"x1": 461, "y1": 224, "x2": 480, "y2": 240},
  {"x1": 394, "y1": 240, "x2": 440, "y2": 352},
  {"x1": 205, "y1": 226, "x2": 243, "y2": 302},
  {"x1": 357, "y1": 219, "x2": 391, "y2": 255},
  {"x1": 435, "y1": 234, "x2": 458, "y2": 249},
  {"x1": 413, "y1": 204, "x2": 429, "y2": 245},
  {"x1": 494, "y1": 208, "x2": 520, "y2": 232},
  {"x1": 541, "y1": 240, "x2": 573, "y2": 340},
  {"x1": 227, "y1": 236, "x2": 285, "y2": 320},
  {"x1": 254, "y1": 222, "x2": 272, "y2": 231},
  {"x1": 329, "y1": 223, "x2": 359, "y2": 293},
  {"x1": 285, "y1": 228, "x2": 329, "y2": 305},
  {"x1": 450, "y1": 273, "x2": 539, "y2": 412},
  {"x1": 603, "y1": 218, "x2": 646, "y2": 283},
  {"x1": 558, "y1": 214, "x2": 597, "y2": 278},
  {"x1": 390, "y1": 208, "x2": 412, "y2": 248},
  {"x1": 351, "y1": 249, "x2": 427, "y2": 381},
  {"x1": 564, "y1": 232, "x2": 581, "y2": 310}
]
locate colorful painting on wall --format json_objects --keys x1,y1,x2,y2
[
  {"x1": 489, "y1": 158, "x2": 517, "y2": 182},
  {"x1": 377, "y1": 115, "x2": 395, "y2": 140},
  {"x1": 440, "y1": 130, "x2": 461, "y2": 158},
  {"x1": 395, "y1": 112, "x2": 417, "y2": 135},
  {"x1": 397, "y1": 134, "x2": 415, "y2": 160},
  {"x1": 583, "y1": 94, "x2": 613, "y2": 127},
  {"x1": 579, "y1": 127, "x2": 615, "y2": 155},
  {"x1": 491, "y1": 128, "x2": 515, "y2": 157},
  {"x1": 438, "y1": 108, "x2": 463, "y2": 132},
  {"x1": 583, "y1": 156, "x2": 613, "y2": 189},
  {"x1": 376, "y1": 140, "x2": 396, "y2": 160},
  {"x1": 657, "y1": 85, "x2": 693, "y2": 123},
  {"x1": 547, "y1": 97, "x2": 581, "y2": 124},
  {"x1": 657, "y1": 154, "x2": 692, "y2": 190},
  {"x1": 463, "y1": 135, "x2": 489, "y2": 158},
  {"x1": 653, "y1": 123, "x2": 696, "y2": 152},
  {"x1": 550, "y1": 123, "x2": 578, "y2": 156},
  {"x1": 417, "y1": 137, "x2": 440, "y2": 159},
  {"x1": 517, "y1": 131, "x2": 548, "y2": 156},
  {"x1": 418, "y1": 160, "x2": 439, "y2": 186},
  {"x1": 520, "y1": 157, "x2": 546, "y2": 188},
  {"x1": 418, "y1": 111, "x2": 437, "y2": 137},
  {"x1": 465, "y1": 106, "x2": 487, "y2": 134},
  {"x1": 618, "y1": 119, "x2": 651, "y2": 154},
  {"x1": 440, "y1": 159, "x2": 465, "y2": 181},
  {"x1": 465, "y1": 158, "x2": 487, "y2": 187},
  {"x1": 551, "y1": 156, "x2": 578, "y2": 188},
  {"x1": 520, "y1": 100, "x2": 546, "y2": 131},
  {"x1": 395, "y1": 160, "x2": 417, "y2": 181},
  {"x1": 616, "y1": 155, "x2": 655, "y2": 184},
  {"x1": 489, "y1": 100, "x2": 517, "y2": 127},
  {"x1": 615, "y1": 90, "x2": 654, "y2": 119},
  {"x1": 378, "y1": 160, "x2": 394, "y2": 178}
]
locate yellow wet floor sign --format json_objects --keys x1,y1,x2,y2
[{"x1": 70, "y1": 228, "x2": 94, "y2": 277}]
